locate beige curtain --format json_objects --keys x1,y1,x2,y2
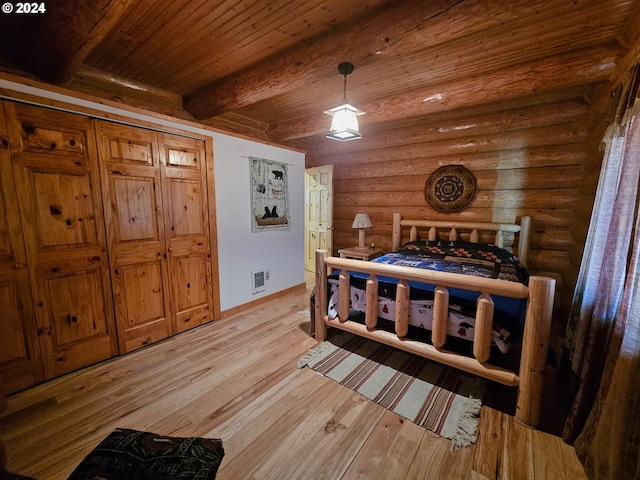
[
  {"x1": 575, "y1": 177, "x2": 640, "y2": 477},
  {"x1": 559, "y1": 68, "x2": 640, "y2": 478}
]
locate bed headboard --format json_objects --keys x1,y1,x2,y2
[{"x1": 391, "y1": 213, "x2": 531, "y2": 268}]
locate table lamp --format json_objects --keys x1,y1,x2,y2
[{"x1": 352, "y1": 213, "x2": 372, "y2": 250}]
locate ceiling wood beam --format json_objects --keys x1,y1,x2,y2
[
  {"x1": 267, "y1": 45, "x2": 621, "y2": 142},
  {"x1": 183, "y1": 0, "x2": 563, "y2": 121},
  {"x1": 24, "y1": 0, "x2": 137, "y2": 84},
  {"x1": 183, "y1": 0, "x2": 458, "y2": 119},
  {"x1": 66, "y1": 66, "x2": 192, "y2": 121},
  {"x1": 313, "y1": 99, "x2": 589, "y2": 158},
  {"x1": 73, "y1": 66, "x2": 184, "y2": 104}
]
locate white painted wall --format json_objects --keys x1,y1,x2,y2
[
  {"x1": 210, "y1": 133, "x2": 305, "y2": 310},
  {"x1": 0, "y1": 78, "x2": 306, "y2": 313}
]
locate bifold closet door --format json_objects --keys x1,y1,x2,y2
[
  {"x1": 158, "y1": 133, "x2": 214, "y2": 333},
  {"x1": 0, "y1": 103, "x2": 43, "y2": 392},
  {"x1": 95, "y1": 122, "x2": 172, "y2": 353},
  {"x1": 5, "y1": 103, "x2": 118, "y2": 379}
]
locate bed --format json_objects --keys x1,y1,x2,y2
[{"x1": 313, "y1": 213, "x2": 555, "y2": 428}]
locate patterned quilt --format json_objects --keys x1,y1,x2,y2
[{"x1": 380, "y1": 240, "x2": 528, "y2": 283}]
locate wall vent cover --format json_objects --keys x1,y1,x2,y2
[{"x1": 252, "y1": 270, "x2": 266, "y2": 294}]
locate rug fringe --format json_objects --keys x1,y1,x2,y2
[
  {"x1": 297, "y1": 332, "x2": 352, "y2": 369},
  {"x1": 450, "y1": 396, "x2": 483, "y2": 450},
  {"x1": 297, "y1": 341, "x2": 334, "y2": 369}
]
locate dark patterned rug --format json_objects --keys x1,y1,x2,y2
[{"x1": 66, "y1": 428, "x2": 224, "y2": 480}]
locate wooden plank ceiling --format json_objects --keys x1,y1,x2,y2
[{"x1": 0, "y1": 0, "x2": 638, "y2": 152}]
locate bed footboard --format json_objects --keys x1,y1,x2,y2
[{"x1": 313, "y1": 249, "x2": 555, "y2": 428}]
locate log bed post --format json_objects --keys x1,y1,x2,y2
[
  {"x1": 518, "y1": 216, "x2": 531, "y2": 269},
  {"x1": 395, "y1": 279, "x2": 410, "y2": 337},
  {"x1": 432, "y1": 286, "x2": 449, "y2": 348},
  {"x1": 473, "y1": 293, "x2": 494, "y2": 364},
  {"x1": 392, "y1": 213, "x2": 402, "y2": 252},
  {"x1": 338, "y1": 270, "x2": 351, "y2": 321},
  {"x1": 315, "y1": 249, "x2": 329, "y2": 342},
  {"x1": 365, "y1": 275, "x2": 379, "y2": 330},
  {"x1": 516, "y1": 275, "x2": 555, "y2": 427}
]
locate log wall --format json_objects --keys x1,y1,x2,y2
[{"x1": 306, "y1": 91, "x2": 617, "y2": 326}]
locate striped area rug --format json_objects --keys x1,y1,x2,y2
[{"x1": 298, "y1": 333, "x2": 485, "y2": 449}]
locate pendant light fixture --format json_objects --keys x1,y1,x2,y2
[{"x1": 324, "y1": 62, "x2": 364, "y2": 141}]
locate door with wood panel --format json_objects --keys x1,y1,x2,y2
[
  {"x1": 305, "y1": 165, "x2": 333, "y2": 271},
  {"x1": 5, "y1": 103, "x2": 117, "y2": 379},
  {"x1": 95, "y1": 121, "x2": 172, "y2": 353},
  {"x1": 0, "y1": 102, "x2": 43, "y2": 393},
  {"x1": 158, "y1": 133, "x2": 214, "y2": 333}
]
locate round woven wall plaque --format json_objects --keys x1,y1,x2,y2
[{"x1": 425, "y1": 165, "x2": 477, "y2": 212}]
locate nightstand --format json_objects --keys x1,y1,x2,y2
[{"x1": 338, "y1": 247, "x2": 384, "y2": 261}]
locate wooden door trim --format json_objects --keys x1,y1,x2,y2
[{"x1": 204, "y1": 136, "x2": 221, "y2": 320}]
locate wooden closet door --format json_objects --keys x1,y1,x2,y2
[
  {"x1": 6, "y1": 103, "x2": 117, "y2": 380},
  {"x1": 158, "y1": 133, "x2": 214, "y2": 333},
  {"x1": 95, "y1": 121, "x2": 172, "y2": 353},
  {"x1": 0, "y1": 102, "x2": 43, "y2": 393}
]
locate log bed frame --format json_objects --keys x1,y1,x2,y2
[{"x1": 314, "y1": 213, "x2": 555, "y2": 428}]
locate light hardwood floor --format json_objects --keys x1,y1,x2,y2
[{"x1": 1, "y1": 275, "x2": 586, "y2": 479}]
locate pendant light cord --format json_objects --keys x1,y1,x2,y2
[{"x1": 342, "y1": 74, "x2": 349, "y2": 104}]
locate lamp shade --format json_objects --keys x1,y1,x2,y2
[
  {"x1": 324, "y1": 103, "x2": 363, "y2": 141},
  {"x1": 352, "y1": 213, "x2": 372, "y2": 249},
  {"x1": 352, "y1": 213, "x2": 372, "y2": 229}
]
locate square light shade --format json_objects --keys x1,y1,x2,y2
[{"x1": 324, "y1": 103, "x2": 364, "y2": 141}]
